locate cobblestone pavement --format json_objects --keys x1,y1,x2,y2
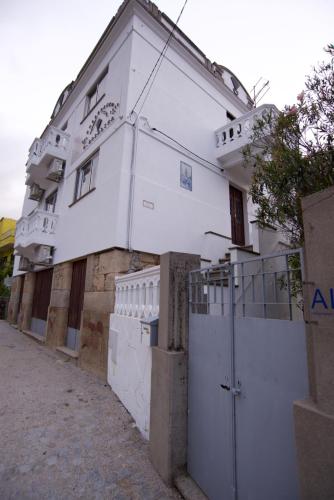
[{"x1": 0, "y1": 321, "x2": 180, "y2": 500}]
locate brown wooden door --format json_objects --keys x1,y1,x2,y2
[
  {"x1": 31, "y1": 268, "x2": 53, "y2": 320},
  {"x1": 230, "y1": 185, "x2": 245, "y2": 246},
  {"x1": 68, "y1": 259, "x2": 87, "y2": 330}
]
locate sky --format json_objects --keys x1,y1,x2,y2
[{"x1": 1, "y1": 0, "x2": 333, "y2": 219}]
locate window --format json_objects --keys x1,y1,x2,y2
[
  {"x1": 74, "y1": 152, "x2": 98, "y2": 202},
  {"x1": 45, "y1": 190, "x2": 57, "y2": 213},
  {"x1": 226, "y1": 111, "x2": 235, "y2": 122},
  {"x1": 85, "y1": 69, "x2": 108, "y2": 116}
]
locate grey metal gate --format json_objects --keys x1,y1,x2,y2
[{"x1": 187, "y1": 249, "x2": 308, "y2": 500}]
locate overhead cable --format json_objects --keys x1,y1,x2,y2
[
  {"x1": 151, "y1": 127, "x2": 223, "y2": 171},
  {"x1": 130, "y1": 0, "x2": 188, "y2": 119}
]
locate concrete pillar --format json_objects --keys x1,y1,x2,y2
[
  {"x1": 46, "y1": 262, "x2": 72, "y2": 348},
  {"x1": 18, "y1": 272, "x2": 35, "y2": 331},
  {"x1": 7, "y1": 275, "x2": 23, "y2": 324},
  {"x1": 150, "y1": 252, "x2": 200, "y2": 485},
  {"x1": 294, "y1": 185, "x2": 334, "y2": 500}
]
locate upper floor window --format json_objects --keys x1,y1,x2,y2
[
  {"x1": 45, "y1": 190, "x2": 57, "y2": 213},
  {"x1": 74, "y1": 151, "x2": 99, "y2": 202},
  {"x1": 85, "y1": 68, "x2": 108, "y2": 117},
  {"x1": 226, "y1": 111, "x2": 236, "y2": 122}
]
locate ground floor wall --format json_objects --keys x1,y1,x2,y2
[
  {"x1": 8, "y1": 248, "x2": 159, "y2": 380},
  {"x1": 7, "y1": 274, "x2": 24, "y2": 324}
]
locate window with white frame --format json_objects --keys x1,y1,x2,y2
[
  {"x1": 85, "y1": 68, "x2": 108, "y2": 116},
  {"x1": 74, "y1": 152, "x2": 99, "y2": 202},
  {"x1": 45, "y1": 190, "x2": 57, "y2": 213}
]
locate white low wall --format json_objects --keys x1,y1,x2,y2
[{"x1": 108, "y1": 266, "x2": 160, "y2": 439}]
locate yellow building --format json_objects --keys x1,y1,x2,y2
[{"x1": 0, "y1": 217, "x2": 16, "y2": 268}]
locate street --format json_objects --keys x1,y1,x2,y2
[{"x1": 0, "y1": 321, "x2": 180, "y2": 500}]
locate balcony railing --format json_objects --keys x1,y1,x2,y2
[
  {"x1": 215, "y1": 104, "x2": 277, "y2": 167},
  {"x1": 15, "y1": 209, "x2": 58, "y2": 252},
  {"x1": 114, "y1": 266, "x2": 160, "y2": 320},
  {"x1": 26, "y1": 126, "x2": 70, "y2": 171}
]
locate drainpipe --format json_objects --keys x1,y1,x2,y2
[{"x1": 127, "y1": 112, "x2": 139, "y2": 251}]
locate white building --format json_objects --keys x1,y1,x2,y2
[{"x1": 9, "y1": 0, "x2": 282, "y2": 378}]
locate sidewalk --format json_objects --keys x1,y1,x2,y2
[{"x1": 0, "y1": 321, "x2": 180, "y2": 500}]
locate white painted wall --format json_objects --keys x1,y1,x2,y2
[
  {"x1": 108, "y1": 314, "x2": 152, "y2": 440},
  {"x1": 15, "y1": 1, "x2": 263, "y2": 274}
]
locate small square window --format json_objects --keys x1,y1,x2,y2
[
  {"x1": 74, "y1": 152, "x2": 99, "y2": 202},
  {"x1": 180, "y1": 162, "x2": 192, "y2": 191}
]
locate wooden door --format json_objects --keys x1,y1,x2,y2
[
  {"x1": 230, "y1": 185, "x2": 245, "y2": 246},
  {"x1": 31, "y1": 268, "x2": 53, "y2": 320},
  {"x1": 68, "y1": 259, "x2": 86, "y2": 330}
]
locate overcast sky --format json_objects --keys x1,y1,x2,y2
[{"x1": 1, "y1": 0, "x2": 333, "y2": 219}]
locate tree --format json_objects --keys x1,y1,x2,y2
[
  {"x1": 0, "y1": 260, "x2": 13, "y2": 297},
  {"x1": 244, "y1": 44, "x2": 334, "y2": 247}
]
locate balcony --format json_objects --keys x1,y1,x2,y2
[
  {"x1": 15, "y1": 209, "x2": 58, "y2": 264},
  {"x1": 26, "y1": 126, "x2": 70, "y2": 184},
  {"x1": 215, "y1": 104, "x2": 277, "y2": 168}
]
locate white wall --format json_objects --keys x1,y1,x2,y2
[
  {"x1": 108, "y1": 314, "x2": 152, "y2": 440},
  {"x1": 15, "y1": 2, "x2": 258, "y2": 272}
]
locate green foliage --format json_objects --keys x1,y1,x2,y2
[
  {"x1": 0, "y1": 260, "x2": 13, "y2": 297},
  {"x1": 244, "y1": 44, "x2": 334, "y2": 247}
]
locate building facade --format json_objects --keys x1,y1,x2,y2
[
  {"x1": 8, "y1": 0, "x2": 282, "y2": 378},
  {"x1": 0, "y1": 218, "x2": 16, "y2": 269}
]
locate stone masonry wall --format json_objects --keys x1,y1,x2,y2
[
  {"x1": 7, "y1": 275, "x2": 24, "y2": 325},
  {"x1": 17, "y1": 272, "x2": 35, "y2": 332},
  {"x1": 46, "y1": 262, "x2": 73, "y2": 349},
  {"x1": 80, "y1": 249, "x2": 159, "y2": 379}
]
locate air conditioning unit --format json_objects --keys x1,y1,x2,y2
[
  {"x1": 33, "y1": 245, "x2": 53, "y2": 265},
  {"x1": 28, "y1": 183, "x2": 45, "y2": 201},
  {"x1": 47, "y1": 158, "x2": 64, "y2": 182},
  {"x1": 18, "y1": 256, "x2": 32, "y2": 272}
]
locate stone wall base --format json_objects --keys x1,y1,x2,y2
[
  {"x1": 79, "y1": 310, "x2": 110, "y2": 379},
  {"x1": 294, "y1": 399, "x2": 334, "y2": 500},
  {"x1": 7, "y1": 276, "x2": 23, "y2": 324},
  {"x1": 46, "y1": 306, "x2": 69, "y2": 348},
  {"x1": 150, "y1": 348, "x2": 187, "y2": 485}
]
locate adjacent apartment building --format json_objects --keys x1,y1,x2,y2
[
  {"x1": 8, "y1": 0, "x2": 281, "y2": 378},
  {"x1": 0, "y1": 218, "x2": 16, "y2": 269}
]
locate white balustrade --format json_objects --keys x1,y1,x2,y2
[
  {"x1": 15, "y1": 209, "x2": 58, "y2": 250},
  {"x1": 39, "y1": 126, "x2": 70, "y2": 156},
  {"x1": 215, "y1": 104, "x2": 277, "y2": 158},
  {"x1": 26, "y1": 126, "x2": 70, "y2": 171},
  {"x1": 114, "y1": 266, "x2": 160, "y2": 320}
]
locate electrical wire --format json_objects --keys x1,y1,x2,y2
[
  {"x1": 130, "y1": 0, "x2": 188, "y2": 119},
  {"x1": 151, "y1": 127, "x2": 223, "y2": 171}
]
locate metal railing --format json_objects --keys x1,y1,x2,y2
[{"x1": 189, "y1": 249, "x2": 304, "y2": 321}]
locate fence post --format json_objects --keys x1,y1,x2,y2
[
  {"x1": 149, "y1": 252, "x2": 200, "y2": 485},
  {"x1": 294, "y1": 185, "x2": 334, "y2": 500}
]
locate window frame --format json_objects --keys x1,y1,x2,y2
[
  {"x1": 72, "y1": 151, "x2": 99, "y2": 204},
  {"x1": 84, "y1": 68, "x2": 108, "y2": 119},
  {"x1": 44, "y1": 189, "x2": 58, "y2": 213}
]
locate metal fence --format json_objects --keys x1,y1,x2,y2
[{"x1": 189, "y1": 249, "x2": 304, "y2": 321}]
